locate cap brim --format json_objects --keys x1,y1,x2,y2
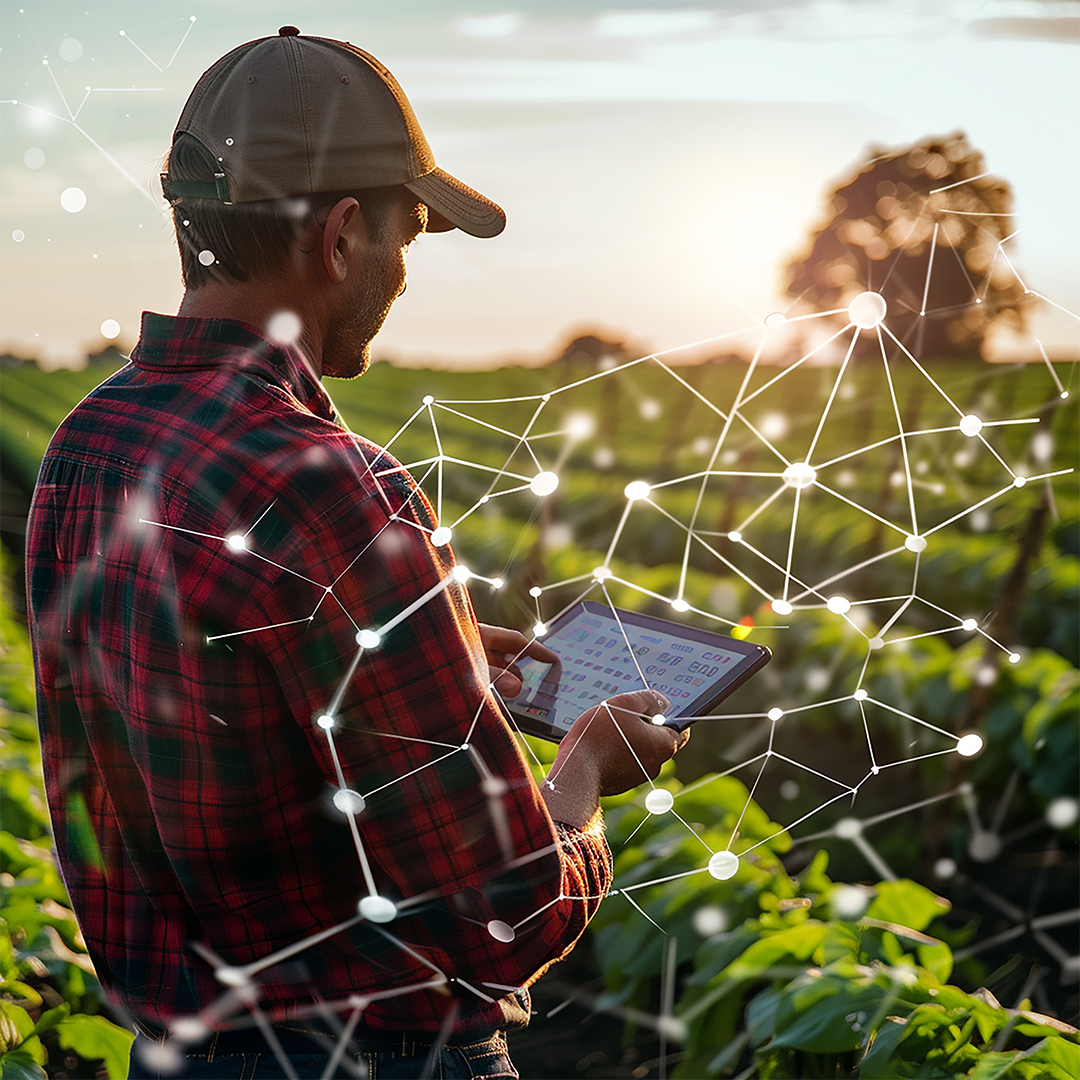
[{"x1": 406, "y1": 168, "x2": 505, "y2": 238}]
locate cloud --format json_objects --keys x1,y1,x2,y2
[
  {"x1": 967, "y1": 16, "x2": 1080, "y2": 43},
  {"x1": 456, "y1": 12, "x2": 526, "y2": 38}
]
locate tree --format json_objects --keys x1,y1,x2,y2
[{"x1": 784, "y1": 131, "x2": 1031, "y2": 357}]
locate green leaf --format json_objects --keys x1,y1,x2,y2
[
  {"x1": 917, "y1": 939, "x2": 954, "y2": 983},
  {"x1": 0, "y1": 1048, "x2": 48, "y2": 1080},
  {"x1": 55, "y1": 1015, "x2": 134, "y2": 1080},
  {"x1": 725, "y1": 921, "x2": 827, "y2": 981},
  {"x1": 0, "y1": 1003, "x2": 35, "y2": 1050},
  {"x1": 771, "y1": 965, "x2": 885, "y2": 1053},
  {"x1": 866, "y1": 880, "x2": 949, "y2": 933},
  {"x1": 859, "y1": 1015, "x2": 909, "y2": 1078},
  {"x1": 30, "y1": 1004, "x2": 69, "y2": 1039}
]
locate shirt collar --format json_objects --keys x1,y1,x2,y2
[{"x1": 131, "y1": 311, "x2": 340, "y2": 426}]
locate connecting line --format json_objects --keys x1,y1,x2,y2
[
  {"x1": 1030, "y1": 291, "x2": 1080, "y2": 322},
  {"x1": 728, "y1": 756, "x2": 770, "y2": 850},
  {"x1": 878, "y1": 330, "x2": 919, "y2": 537},
  {"x1": 362, "y1": 748, "x2": 461, "y2": 799},
  {"x1": 780, "y1": 484, "x2": 804, "y2": 603},
  {"x1": 806, "y1": 328, "x2": 860, "y2": 463},
  {"x1": 876, "y1": 748, "x2": 959, "y2": 769},
  {"x1": 322, "y1": 730, "x2": 379, "y2": 896},
  {"x1": 862, "y1": 697, "x2": 958, "y2": 742},
  {"x1": 652, "y1": 358, "x2": 732, "y2": 423},
  {"x1": 729, "y1": 530, "x2": 818, "y2": 604},
  {"x1": 600, "y1": 582, "x2": 653, "y2": 690},
  {"x1": 920, "y1": 222, "x2": 940, "y2": 316},
  {"x1": 604, "y1": 572, "x2": 737, "y2": 627},
  {"x1": 319, "y1": 1003, "x2": 365, "y2": 1080},
  {"x1": 789, "y1": 548, "x2": 907, "y2": 604},
  {"x1": 240, "y1": 912, "x2": 367, "y2": 980},
  {"x1": 858, "y1": 699, "x2": 878, "y2": 773},
  {"x1": 603, "y1": 500, "x2": 634, "y2": 565},
  {"x1": 740, "y1": 788, "x2": 856, "y2": 857},
  {"x1": 369, "y1": 926, "x2": 449, "y2": 983},
  {"x1": 476, "y1": 398, "x2": 548, "y2": 504},
  {"x1": 930, "y1": 170, "x2": 993, "y2": 194},
  {"x1": 847, "y1": 830, "x2": 897, "y2": 882},
  {"x1": 250, "y1": 1005, "x2": 301, "y2": 1080},
  {"x1": 620, "y1": 890, "x2": 668, "y2": 934},
  {"x1": 1034, "y1": 341, "x2": 1067, "y2": 395},
  {"x1": 811, "y1": 480, "x2": 912, "y2": 539},
  {"x1": 769, "y1": 752, "x2": 852, "y2": 791},
  {"x1": 814, "y1": 425, "x2": 969, "y2": 468},
  {"x1": 739, "y1": 323, "x2": 854, "y2": 407}
]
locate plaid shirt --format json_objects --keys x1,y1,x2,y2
[{"x1": 25, "y1": 312, "x2": 612, "y2": 1037}]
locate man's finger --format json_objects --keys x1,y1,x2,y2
[{"x1": 478, "y1": 623, "x2": 559, "y2": 665}]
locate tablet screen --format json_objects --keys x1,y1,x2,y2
[{"x1": 503, "y1": 600, "x2": 770, "y2": 742}]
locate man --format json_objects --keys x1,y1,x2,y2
[{"x1": 26, "y1": 28, "x2": 687, "y2": 1079}]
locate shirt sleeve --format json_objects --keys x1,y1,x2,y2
[{"x1": 244, "y1": 429, "x2": 613, "y2": 996}]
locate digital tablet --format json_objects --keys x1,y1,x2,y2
[{"x1": 501, "y1": 600, "x2": 771, "y2": 743}]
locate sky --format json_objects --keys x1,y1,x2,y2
[{"x1": 1, "y1": 0, "x2": 1078, "y2": 369}]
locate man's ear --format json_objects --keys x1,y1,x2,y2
[{"x1": 320, "y1": 197, "x2": 362, "y2": 284}]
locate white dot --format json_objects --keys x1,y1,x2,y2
[
  {"x1": 831, "y1": 884, "x2": 869, "y2": 919},
  {"x1": 486, "y1": 920, "x2": 515, "y2": 942},
  {"x1": 356, "y1": 629, "x2": 382, "y2": 649},
  {"x1": 422, "y1": 394, "x2": 434, "y2": 405},
  {"x1": 136, "y1": 1041, "x2": 184, "y2": 1074},
  {"x1": 530, "y1": 471, "x2": 559, "y2": 497},
  {"x1": 728, "y1": 530, "x2": 742, "y2": 543},
  {"x1": 650, "y1": 714, "x2": 667, "y2": 726},
  {"x1": 1046, "y1": 797, "x2": 1079, "y2": 830},
  {"x1": 12, "y1": 229, "x2": 25, "y2": 243},
  {"x1": 968, "y1": 831, "x2": 1001, "y2": 862},
  {"x1": 958, "y1": 414, "x2": 983, "y2": 437},
  {"x1": 639, "y1": 398, "x2": 661, "y2": 421},
  {"x1": 225, "y1": 137, "x2": 234, "y2": 146},
  {"x1": 593, "y1": 447, "x2": 615, "y2": 469},
  {"x1": 224, "y1": 533, "x2": 247, "y2": 552},
  {"x1": 490, "y1": 577, "x2": 504, "y2": 590},
  {"x1": 100, "y1": 319, "x2": 120, "y2": 339},
  {"x1": 779, "y1": 780, "x2": 799, "y2": 800},
  {"x1": 1008, "y1": 652, "x2": 1021, "y2": 664},
  {"x1": 645, "y1": 789, "x2": 674, "y2": 814},
  {"x1": 592, "y1": 566, "x2": 613, "y2": 581},
  {"x1": 933, "y1": 858, "x2": 957, "y2": 880},
  {"x1": 430, "y1": 526, "x2": 452, "y2": 547},
  {"x1": 23, "y1": 147, "x2": 45, "y2": 169},
  {"x1": 624, "y1": 480, "x2": 652, "y2": 501},
  {"x1": 316, "y1": 714, "x2": 335, "y2": 730},
  {"x1": 975, "y1": 664, "x2": 997, "y2": 687},
  {"x1": 1060, "y1": 391, "x2": 1070, "y2": 400},
  {"x1": 266, "y1": 310, "x2": 302, "y2": 345},
  {"x1": 169, "y1": 1018, "x2": 208, "y2": 1044},
  {"x1": 956, "y1": 733, "x2": 983, "y2": 757},
  {"x1": 198, "y1": 249, "x2": 215, "y2": 266},
  {"x1": 60, "y1": 187, "x2": 87, "y2": 213},
  {"x1": 333, "y1": 789, "x2": 366, "y2": 815},
  {"x1": 847, "y1": 291, "x2": 887, "y2": 329},
  {"x1": 904, "y1": 534, "x2": 927, "y2": 553},
  {"x1": 59, "y1": 37, "x2": 84, "y2": 62},
  {"x1": 961, "y1": 618, "x2": 978, "y2": 632},
  {"x1": 542, "y1": 393, "x2": 551, "y2": 402},
  {"x1": 692, "y1": 905, "x2": 727, "y2": 935},
  {"x1": 827, "y1": 596, "x2": 851, "y2": 615},
  {"x1": 833, "y1": 817, "x2": 861, "y2": 839},
  {"x1": 528, "y1": 586, "x2": 542, "y2": 598},
  {"x1": 215, "y1": 966, "x2": 249, "y2": 987},
  {"x1": 853, "y1": 689, "x2": 868, "y2": 701},
  {"x1": 767, "y1": 707, "x2": 783, "y2": 721},
  {"x1": 670, "y1": 598, "x2": 690, "y2": 613},
  {"x1": 782, "y1": 462, "x2": 816, "y2": 489},
  {"x1": 707, "y1": 851, "x2": 739, "y2": 880},
  {"x1": 358, "y1": 895, "x2": 397, "y2": 923},
  {"x1": 771, "y1": 599, "x2": 793, "y2": 616},
  {"x1": 764, "y1": 311, "x2": 787, "y2": 328},
  {"x1": 452, "y1": 564, "x2": 472, "y2": 584},
  {"x1": 566, "y1": 413, "x2": 595, "y2": 440},
  {"x1": 532, "y1": 622, "x2": 547, "y2": 637},
  {"x1": 868, "y1": 636, "x2": 884, "y2": 650},
  {"x1": 1012, "y1": 476, "x2": 1027, "y2": 488}
]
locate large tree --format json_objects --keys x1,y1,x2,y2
[{"x1": 784, "y1": 131, "x2": 1031, "y2": 357}]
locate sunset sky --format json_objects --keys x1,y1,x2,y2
[{"x1": 1, "y1": 0, "x2": 1077, "y2": 369}]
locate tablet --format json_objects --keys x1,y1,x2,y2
[{"x1": 501, "y1": 600, "x2": 771, "y2": 742}]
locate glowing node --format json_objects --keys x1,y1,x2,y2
[
  {"x1": 764, "y1": 311, "x2": 787, "y2": 328},
  {"x1": 215, "y1": 966, "x2": 249, "y2": 988},
  {"x1": 968, "y1": 831, "x2": 1001, "y2": 863},
  {"x1": 593, "y1": 447, "x2": 615, "y2": 469},
  {"x1": 956, "y1": 733, "x2": 984, "y2": 758},
  {"x1": 430, "y1": 526, "x2": 452, "y2": 547},
  {"x1": 169, "y1": 1018, "x2": 208, "y2": 1044},
  {"x1": 1008, "y1": 652, "x2": 1021, "y2": 664},
  {"x1": 961, "y1": 618, "x2": 978, "y2": 632},
  {"x1": 12, "y1": 230, "x2": 25, "y2": 243},
  {"x1": 452, "y1": 564, "x2": 472, "y2": 584},
  {"x1": 707, "y1": 850, "x2": 739, "y2": 880},
  {"x1": 958, "y1": 414, "x2": 983, "y2": 437},
  {"x1": 767, "y1": 707, "x2": 783, "y2": 721},
  {"x1": 831, "y1": 884, "x2": 870, "y2": 919},
  {"x1": 479, "y1": 495, "x2": 490, "y2": 504},
  {"x1": 266, "y1": 310, "x2": 302, "y2": 345},
  {"x1": 197, "y1": 249, "x2": 215, "y2": 266},
  {"x1": 566, "y1": 412, "x2": 595, "y2": 440},
  {"x1": 645, "y1": 788, "x2": 674, "y2": 814},
  {"x1": 639, "y1": 398, "x2": 661, "y2": 421},
  {"x1": 670, "y1": 598, "x2": 690, "y2": 613},
  {"x1": 422, "y1": 394, "x2": 434, "y2": 405},
  {"x1": 782, "y1": 462, "x2": 816, "y2": 489},
  {"x1": 624, "y1": 480, "x2": 652, "y2": 501},
  {"x1": 833, "y1": 817, "x2": 862, "y2": 839},
  {"x1": 650, "y1": 714, "x2": 667, "y2": 726},
  {"x1": 528, "y1": 586, "x2": 543, "y2": 598},
  {"x1": 60, "y1": 187, "x2": 87, "y2": 213},
  {"x1": 848, "y1": 290, "x2": 887, "y2": 329},
  {"x1": 23, "y1": 147, "x2": 45, "y2": 169},
  {"x1": 779, "y1": 780, "x2": 799, "y2": 800},
  {"x1": 592, "y1": 566, "x2": 613, "y2": 581},
  {"x1": 692, "y1": 905, "x2": 727, "y2": 936},
  {"x1": 224, "y1": 533, "x2": 247, "y2": 553},
  {"x1": 827, "y1": 595, "x2": 851, "y2": 615},
  {"x1": 316, "y1": 714, "x2": 335, "y2": 731},
  {"x1": 541, "y1": 393, "x2": 551, "y2": 402},
  {"x1": 486, "y1": 920, "x2": 515, "y2": 943},
  {"x1": 1012, "y1": 475, "x2": 1027, "y2": 488},
  {"x1": 853, "y1": 688, "x2": 868, "y2": 702},
  {"x1": 532, "y1": 622, "x2": 547, "y2": 638},
  {"x1": 933, "y1": 858, "x2": 957, "y2": 880},
  {"x1": 868, "y1": 636, "x2": 884, "y2": 650},
  {"x1": 1046, "y1": 797, "x2": 1079, "y2": 830},
  {"x1": 358, "y1": 895, "x2": 398, "y2": 923},
  {"x1": 871, "y1": 765, "x2": 879, "y2": 775},
  {"x1": 771, "y1": 599, "x2": 793, "y2": 616},
  {"x1": 759, "y1": 412, "x2": 788, "y2": 440},
  {"x1": 356, "y1": 629, "x2": 382, "y2": 649},
  {"x1": 100, "y1": 319, "x2": 121, "y2": 340},
  {"x1": 1061, "y1": 391, "x2": 1070, "y2": 400},
  {"x1": 333, "y1": 789, "x2": 366, "y2": 815},
  {"x1": 904, "y1": 534, "x2": 927, "y2": 553},
  {"x1": 975, "y1": 664, "x2": 998, "y2": 687},
  {"x1": 482, "y1": 777, "x2": 508, "y2": 797},
  {"x1": 136, "y1": 1040, "x2": 184, "y2": 1074},
  {"x1": 529, "y1": 471, "x2": 559, "y2": 497},
  {"x1": 490, "y1": 577, "x2": 504, "y2": 590}
]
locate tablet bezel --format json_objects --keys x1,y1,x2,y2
[{"x1": 500, "y1": 600, "x2": 771, "y2": 743}]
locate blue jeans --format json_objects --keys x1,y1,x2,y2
[{"x1": 128, "y1": 1029, "x2": 518, "y2": 1079}]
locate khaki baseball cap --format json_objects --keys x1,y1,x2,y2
[{"x1": 161, "y1": 26, "x2": 505, "y2": 238}]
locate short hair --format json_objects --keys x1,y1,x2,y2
[{"x1": 165, "y1": 134, "x2": 405, "y2": 289}]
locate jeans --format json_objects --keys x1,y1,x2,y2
[{"x1": 128, "y1": 1029, "x2": 518, "y2": 1079}]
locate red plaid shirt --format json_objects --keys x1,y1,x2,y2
[{"x1": 25, "y1": 312, "x2": 612, "y2": 1037}]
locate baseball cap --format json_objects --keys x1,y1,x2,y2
[{"x1": 161, "y1": 26, "x2": 505, "y2": 238}]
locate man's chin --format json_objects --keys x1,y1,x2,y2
[{"x1": 323, "y1": 347, "x2": 371, "y2": 380}]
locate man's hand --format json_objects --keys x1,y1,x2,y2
[
  {"x1": 541, "y1": 690, "x2": 690, "y2": 829},
  {"x1": 478, "y1": 623, "x2": 559, "y2": 698}
]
